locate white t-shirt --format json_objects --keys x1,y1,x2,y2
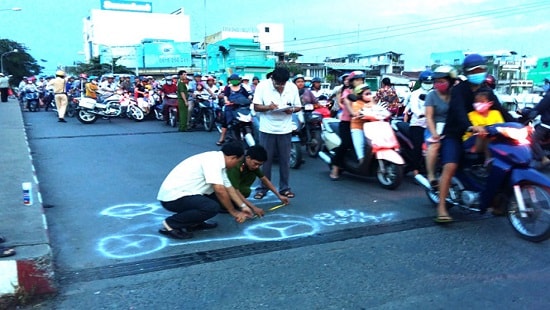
[
  {"x1": 157, "y1": 151, "x2": 232, "y2": 202},
  {"x1": 253, "y1": 79, "x2": 301, "y2": 134}
]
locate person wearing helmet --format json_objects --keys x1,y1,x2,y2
[
  {"x1": 424, "y1": 65, "x2": 456, "y2": 190},
  {"x1": 189, "y1": 72, "x2": 203, "y2": 92},
  {"x1": 251, "y1": 76, "x2": 260, "y2": 93},
  {"x1": 217, "y1": 73, "x2": 251, "y2": 145},
  {"x1": 402, "y1": 70, "x2": 433, "y2": 177},
  {"x1": 350, "y1": 84, "x2": 375, "y2": 164},
  {"x1": 484, "y1": 74, "x2": 496, "y2": 90},
  {"x1": 433, "y1": 54, "x2": 511, "y2": 222},
  {"x1": 48, "y1": 70, "x2": 68, "y2": 122},
  {"x1": 520, "y1": 76, "x2": 550, "y2": 168},
  {"x1": 85, "y1": 77, "x2": 99, "y2": 100},
  {"x1": 98, "y1": 74, "x2": 116, "y2": 101},
  {"x1": 310, "y1": 77, "x2": 323, "y2": 98},
  {"x1": 293, "y1": 74, "x2": 318, "y2": 106},
  {"x1": 329, "y1": 71, "x2": 365, "y2": 180}
]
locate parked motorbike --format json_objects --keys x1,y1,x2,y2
[
  {"x1": 318, "y1": 106, "x2": 405, "y2": 189},
  {"x1": 301, "y1": 102, "x2": 324, "y2": 157},
  {"x1": 76, "y1": 94, "x2": 126, "y2": 124},
  {"x1": 415, "y1": 122, "x2": 550, "y2": 242},
  {"x1": 25, "y1": 89, "x2": 40, "y2": 112}
]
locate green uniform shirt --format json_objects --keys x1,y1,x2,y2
[
  {"x1": 177, "y1": 80, "x2": 188, "y2": 101},
  {"x1": 226, "y1": 160, "x2": 264, "y2": 198}
]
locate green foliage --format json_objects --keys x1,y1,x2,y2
[
  {"x1": 276, "y1": 62, "x2": 302, "y2": 77},
  {"x1": 67, "y1": 56, "x2": 134, "y2": 77},
  {"x1": 0, "y1": 39, "x2": 42, "y2": 85}
]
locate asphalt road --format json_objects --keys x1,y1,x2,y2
[{"x1": 23, "y1": 110, "x2": 550, "y2": 309}]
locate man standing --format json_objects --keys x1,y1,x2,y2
[
  {"x1": 252, "y1": 67, "x2": 301, "y2": 199},
  {"x1": 176, "y1": 70, "x2": 190, "y2": 132},
  {"x1": 157, "y1": 142, "x2": 254, "y2": 239},
  {"x1": 0, "y1": 73, "x2": 10, "y2": 102},
  {"x1": 48, "y1": 70, "x2": 68, "y2": 122}
]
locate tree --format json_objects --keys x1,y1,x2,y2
[
  {"x1": 0, "y1": 39, "x2": 42, "y2": 85},
  {"x1": 67, "y1": 56, "x2": 134, "y2": 77}
]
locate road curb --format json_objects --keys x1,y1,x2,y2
[{"x1": 0, "y1": 100, "x2": 56, "y2": 296}]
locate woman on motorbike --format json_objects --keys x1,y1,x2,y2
[
  {"x1": 424, "y1": 66, "x2": 456, "y2": 189},
  {"x1": 193, "y1": 83, "x2": 211, "y2": 103},
  {"x1": 216, "y1": 74, "x2": 251, "y2": 146},
  {"x1": 350, "y1": 84, "x2": 375, "y2": 164},
  {"x1": 330, "y1": 71, "x2": 366, "y2": 180}
]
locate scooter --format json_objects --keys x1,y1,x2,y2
[
  {"x1": 25, "y1": 89, "x2": 40, "y2": 112},
  {"x1": 414, "y1": 122, "x2": 550, "y2": 242},
  {"x1": 76, "y1": 93, "x2": 124, "y2": 124},
  {"x1": 226, "y1": 97, "x2": 256, "y2": 148},
  {"x1": 301, "y1": 102, "x2": 324, "y2": 158},
  {"x1": 318, "y1": 106, "x2": 405, "y2": 189},
  {"x1": 190, "y1": 94, "x2": 216, "y2": 132}
]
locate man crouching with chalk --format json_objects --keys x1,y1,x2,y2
[
  {"x1": 226, "y1": 145, "x2": 289, "y2": 217},
  {"x1": 157, "y1": 142, "x2": 254, "y2": 239}
]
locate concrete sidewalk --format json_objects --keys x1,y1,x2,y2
[{"x1": 0, "y1": 99, "x2": 55, "y2": 296}]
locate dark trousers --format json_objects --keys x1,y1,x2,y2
[
  {"x1": 409, "y1": 125, "x2": 425, "y2": 173},
  {"x1": 161, "y1": 194, "x2": 219, "y2": 230},
  {"x1": 333, "y1": 121, "x2": 352, "y2": 167},
  {"x1": 0, "y1": 88, "x2": 8, "y2": 102},
  {"x1": 256, "y1": 132, "x2": 291, "y2": 193}
]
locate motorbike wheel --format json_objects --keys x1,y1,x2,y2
[
  {"x1": 76, "y1": 109, "x2": 98, "y2": 124},
  {"x1": 129, "y1": 106, "x2": 144, "y2": 122},
  {"x1": 376, "y1": 160, "x2": 404, "y2": 190},
  {"x1": 507, "y1": 183, "x2": 550, "y2": 242},
  {"x1": 290, "y1": 142, "x2": 303, "y2": 169},
  {"x1": 155, "y1": 110, "x2": 164, "y2": 121},
  {"x1": 203, "y1": 110, "x2": 215, "y2": 132},
  {"x1": 66, "y1": 104, "x2": 76, "y2": 118},
  {"x1": 169, "y1": 110, "x2": 177, "y2": 127},
  {"x1": 306, "y1": 130, "x2": 323, "y2": 158},
  {"x1": 29, "y1": 101, "x2": 39, "y2": 112}
]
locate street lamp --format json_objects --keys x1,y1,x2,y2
[{"x1": 1, "y1": 49, "x2": 18, "y2": 74}]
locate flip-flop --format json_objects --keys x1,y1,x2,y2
[
  {"x1": 280, "y1": 190, "x2": 295, "y2": 198},
  {"x1": 0, "y1": 247, "x2": 15, "y2": 258},
  {"x1": 253, "y1": 191, "x2": 267, "y2": 199},
  {"x1": 434, "y1": 215, "x2": 454, "y2": 223}
]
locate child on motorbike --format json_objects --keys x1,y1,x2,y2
[
  {"x1": 350, "y1": 84, "x2": 376, "y2": 164},
  {"x1": 463, "y1": 90, "x2": 504, "y2": 165}
]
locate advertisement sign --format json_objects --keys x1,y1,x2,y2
[
  {"x1": 101, "y1": 0, "x2": 153, "y2": 13},
  {"x1": 143, "y1": 41, "x2": 191, "y2": 68}
]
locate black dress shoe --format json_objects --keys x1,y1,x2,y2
[
  {"x1": 158, "y1": 228, "x2": 193, "y2": 239},
  {"x1": 187, "y1": 221, "x2": 218, "y2": 231}
]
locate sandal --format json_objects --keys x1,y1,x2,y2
[
  {"x1": 216, "y1": 140, "x2": 225, "y2": 146},
  {"x1": 0, "y1": 247, "x2": 15, "y2": 258},
  {"x1": 280, "y1": 190, "x2": 295, "y2": 198},
  {"x1": 253, "y1": 191, "x2": 267, "y2": 200},
  {"x1": 434, "y1": 215, "x2": 454, "y2": 223}
]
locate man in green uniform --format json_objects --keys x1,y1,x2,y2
[
  {"x1": 226, "y1": 145, "x2": 289, "y2": 216},
  {"x1": 177, "y1": 70, "x2": 189, "y2": 132}
]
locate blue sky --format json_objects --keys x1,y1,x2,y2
[{"x1": 1, "y1": 0, "x2": 549, "y2": 73}]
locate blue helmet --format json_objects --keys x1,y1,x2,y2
[
  {"x1": 463, "y1": 53, "x2": 487, "y2": 72},
  {"x1": 418, "y1": 70, "x2": 434, "y2": 83}
]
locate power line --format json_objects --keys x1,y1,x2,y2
[{"x1": 268, "y1": 1, "x2": 549, "y2": 53}]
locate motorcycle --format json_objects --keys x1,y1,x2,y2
[
  {"x1": 163, "y1": 94, "x2": 179, "y2": 127},
  {"x1": 76, "y1": 94, "x2": 127, "y2": 124},
  {"x1": 226, "y1": 97, "x2": 256, "y2": 148},
  {"x1": 415, "y1": 122, "x2": 550, "y2": 242},
  {"x1": 290, "y1": 112, "x2": 304, "y2": 169},
  {"x1": 390, "y1": 116, "x2": 420, "y2": 175},
  {"x1": 301, "y1": 102, "x2": 324, "y2": 157},
  {"x1": 120, "y1": 95, "x2": 145, "y2": 122},
  {"x1": 25, "y1": 89, "x2": 40, "y2": 112},
  {"x1": 190, "y1": 94, "x2": 216, "y2": 131},
  {"x1": 318, "y1": 106, "x2": 405, "y2": 189}
]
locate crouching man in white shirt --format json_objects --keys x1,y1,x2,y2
[{"x1": 157, "y1": 142, "x2": 254, "y2": 239}]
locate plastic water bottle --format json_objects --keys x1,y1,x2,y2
[{"x1": 22, "y1": 182, "x2": 33, "y2": 205}]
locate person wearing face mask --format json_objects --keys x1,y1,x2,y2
[
  {"x1": 432, "y1": 53, "x2": 512, "y2": 223},
  {"x1": 216, "y1": 74, "x2": 251, "y2": 146},
  {"x1": 403, "y1": 70, "x2": 433, "y2": 177},
  {"x1": 423, "y1": 66, "x2": 456, "y2": 189},
  {"x1": 520, "y1": 76, "x2": 550, "y2": 168},
  {"x1": 463, "y1": 91, "x2": 504, "y2": 163}
]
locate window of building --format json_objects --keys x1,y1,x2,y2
[
  {"x1": 264, "y1": 27, "x2": 270, "y2": 33},
  {"x1": 265, "y1": 46, "x2": 270, "y2": 51},
  {"x1": 543, "y1": 61, "x2": 549, "y2": 69}
]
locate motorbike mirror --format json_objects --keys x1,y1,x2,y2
[{"x1": 347, "y1": 94, "x2": 358, "y2": 102}]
